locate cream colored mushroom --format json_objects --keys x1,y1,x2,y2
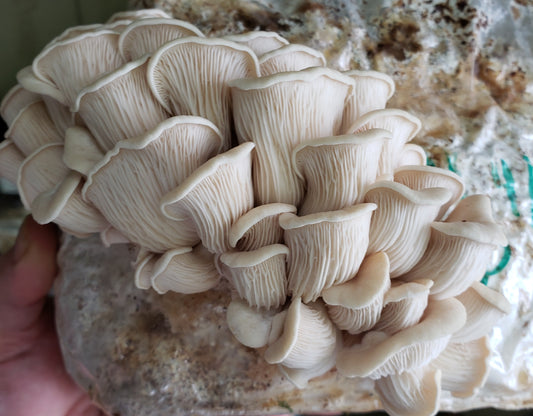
[
  {"x1": 373, "y1": 279, "x2": 433, "y2": 335},
  {"x1": 258, "y1": 44, "x2": 326, "y2": 76},
  {"x1": 429, "y1": 337, "x2": 490, "y2": 399},
  {"x1": 0, "y1": 140, "x2": 25, "y2": 184},
  {"x1": 100, "y1": 226, "x2": 130, "y2": 247},
  {"x1": 219, "y1": 244, "x2": 289, "y2": 309},
  {"x1": 336, "y1": 297, "x2": 466, "y2": 379},
  {"x1": 147, "y1": 37, "x2": 260, "y2": 150},
  {"x1": 346, "y1": 109, "x2": 422, "y2": 177},
  {"x1": 161, "y1": 142, "x2": 255, "y2": 254},
  {"x1": 134, "y1": 249, "x2": 156, "y2": 290},
  {"x1": 17, "y1": 143, "x2": 108, "y2": 237},
  {"x1": 32, "y1": 30, "x2": 126, "y2": 106},
  {"x1": 394, "y1": 165, "x2": 465, "y2": 220},
  {"x1": 264, "y1": 298, "x2": 338, "y2": 373},
  {"x1": 230, "y1": 67, "x2": 354, "y2": 205},
  {"x1": 118, "y1": 18, "x2": 204, "y2": 61},
  {"x1": 223, "y1": 31, "x2": 289, "y2": 56},
  {"x1": 83, "y1": 116, "x2": 224, "y2": 252},
  {"x1": 229, "y1": 203, "x2": 296, "y2": 251},
  {"x1": 292, "y1": 128, "x2": 390, "y2": 215},
  {"x1": 226, "y1": 298, "x2": 283, "y2": 349},
  {"x1": 402, "y1": 195, "x2": 508, "y2": 299},
  {"x1": 41, "y1": 95, "x2": 77, "y2": 135},
  {"x1": 151, "y1": 245, "x2": 220, "y2": 294},
  {"x1": 341, "y1": 69, "x2": 396, "y2": 132},
  {"x1": 0, "y1": 84, "x2": 40, "y2": 126},
  {"x1": 375, "y1": 366, "x2": 441, "y2": 416},
  {"x1": 452, "y1": 281, "x2": 511, "y2": 343},
  {"x1": 5, "y1": 101, "x2": 63, "y2": 156},
  {"x1": 73, "y1": 55, "x2": 170, "y2": 151},
  {"x1": 364, "y1": 182, "x2": 452, "y2": 277},
  {"x1": 280, "y1": 203, "x2": 377, "y2": 303},
  {"x1": 322, "y1": 252, "x2": 391, "y2": 334}
]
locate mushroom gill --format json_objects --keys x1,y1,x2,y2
[
  {"x1": 258, "y1": 44, "x2": 326, "y2": 76},
  {"x1": 0, "y1": 140, "x2": 25, "y2": 185},
  {"x1": 223, "y1": 31, "x2": 289, "y2": 56},
  {"x1": 0, "y1": 84, "x2": 40, "y2": 126},
  {"x1": 280, "y1": 203, "x2": 376, "y2": 303}
]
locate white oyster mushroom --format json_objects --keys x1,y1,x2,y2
[
  {"x1": 147, "y1": 37, "x2": 260, "y2": 150},
  {"x1": 106, "y1": 8, "x2": 172, "y2": 23},
  {"x1": 322, "y1": 252, "x2": 391, "y2": 334},
  {"x1": 16, "y1": 66, "x2": 68, "y2": 105},
  {"x1": 394, "y1": 165, "x2": 465, "y2": 220},
  {"x1": 0, "y1": 84, "x2": 40, "y2": 126},
  {"x1": 161, "y1": 142, "x2": 255, "y2": 254},
  {"x1": 229, "y1": 203, "x2": 297, "y2": 251},
  {"x1": 403, "y1": 195, "x2": 508, "y2": 299},
  {"x1": 5, "y1": 101, "x2": 63, "y2": 156},
  {"x1": 341, "y1": 69, "x2": 396, "y2": 132},
  {"x1": 73, "y1": 56, "x2": 170, "y2": 151},
  {"x1": 375, "y1": 366, "x2": 441, "y2": 416},
  {"x1": 264, "y1": 298, "x2": 338, "y2": 372},
  {"x1": 396, "y1": 143, "x2": 427, "y2": 168},
  {"x1": 219, "y1": 244, "x2": 289, "y2": 310},
  {"x1": 223, "y1": 31, "x2": 289, "y2": 56},
  {"x1": 364, "y1": 182, "x2": 452, "y2": 277},
  {"x1": 31, "y1": 30, "x2": 126, "y2": 107},
  {"x1": 346, "y1": 108, "x2": 422, "y2": 178},
  {"x1": 292, "y1": 128, "x2": 390, "y2": 215},
  {"x1": 374, "y1": 279, "x2": 433, "y2": 335},
  {"x1": 17, "y1": 143, "x2": 108, "y2": 237},
  {"x1": 118, "y1": 18, "x2": 205, "y2": 61},
  {"x1": 452, "y1": 281, "x2": 512, "y2": 343},
  {"x1": 336, "y1": 298, "x2": 467, "y2": 379},
  {"x1": 258, "y1": 44, "x2": 326, "y2": 76},
  {"x1": 280, "y1": 203, "x2": 377, "y2": 303},
  {"x1": 150, "y1": 245, "x2": 220, "y2": 294},
  {"x1": 230, "y1": 67, "x2": 354, "y2": 205},
  {"x1": 63, "y1": 126, "x2": 105, "y2": 177},
  {"x1": 83, "y1": 116, "x2": 224, "y2": 252}
]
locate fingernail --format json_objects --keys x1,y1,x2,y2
[{"x1": 13, "y1": 218, "x2": 31, "y2": 263}]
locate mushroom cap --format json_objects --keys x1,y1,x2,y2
[
  {"x1": 336, "y1": 297, "x2": 466, "y2": 379},
  {"x1": 72, "y1": 55, "x2": 170, "y2": 151},
  {"x1": 292, "y1": 128, "x2": 391, "y2": 214},
  {"x1": 0, "y1": 84, "x2": 41, "y2": 126},
  {"x1": 63, "y1": 126, "x2": 105, "y2": 177},
  {"x1": 281, "y1": 203, "x2": 377, "y2": 303},
  {"x1": 396, "y1": 143, "x2": 427, "y2": 167},
  {"x1": 223, "y1": 31, "x2": 289, "y2": 56},
  {"x1": 32, "y1": 30, "x2": 126, "y2": 107},
  {"x1": 147, "y1": 37, "x2": 260, "y2": 150},
  {"x1": 219, "y1": 244, "x2": 289, "y2": 309},
  {"x1": 394, "y1": 165, "x2": 465, "y2": 220},
  {"x1": 160, "y1": 142, "x2": 255, "y2": 254},
  {"x1": 264, "y1": 298, "x2": 337, "y2": 370},
  {"x1": 16, "y1": 66, "x2": 67, "y2": 105},
  {"x1": 229, "y1": 203, "x2": 297, "y2": 250},
  {"x1": 118, "y1": 17, "x2": 205, "y2": 61},
  {"x1": 5, "y1": 100, "x2": 63, "y2": 156},
  {"x1": 258, "y1": 43, "x2": 326, "y2": 76},
  {"x1": 106, "y1": 8, "x2": 172, "y2": 23}
]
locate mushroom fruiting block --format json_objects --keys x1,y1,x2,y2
[{"x1": 0, "y1": 10, "x2": 512, "y2": 416}]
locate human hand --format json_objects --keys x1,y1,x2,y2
[{"x1": 0, "y1": 216, "x2": 103, "y2": 416}]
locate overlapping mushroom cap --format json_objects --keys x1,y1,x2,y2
[{"x1": 0, "y1": 9, "x2": 510, "y2": 416}]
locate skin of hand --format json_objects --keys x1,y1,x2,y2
[{"x1": 0, "y1": 216, "x2": 103, "y2": 416}]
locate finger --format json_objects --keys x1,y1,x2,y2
[{"x1": 0, "y1": 215, "x2": 59, "y2": 333}]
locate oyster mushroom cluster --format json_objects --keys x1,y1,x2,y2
[{"x1": 0, "y1": 8, "x2": 511, "y2": 416}]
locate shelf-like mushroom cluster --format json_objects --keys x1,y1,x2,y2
[{"x1": 0, "y1": 9, "x2": 511, "y2": 416}]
